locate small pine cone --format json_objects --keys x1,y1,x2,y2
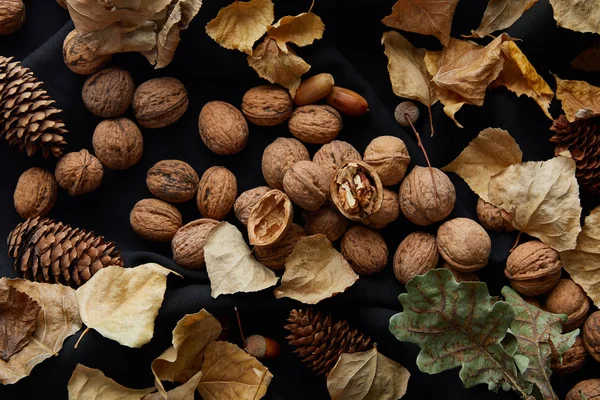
[
  {"x1": 284, "y1": 308, "x2": 372, "y2": 376},
  {"x1": 0, "y1": 56, "x2": 67, "y2": 158},
  {"x1": 550, "y1": 115, "x2": 600, "y2": 195},
  {"x1": 7, "y1": 217, "x2": 123, "y2": 287}
]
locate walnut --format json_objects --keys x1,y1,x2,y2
[
  {"x1": 241, "y1": 85, "x2": 293, "y2": 126},
  {"x1": 288, "y1": 105, "x2": 342, "y2": 144},
  {"x1": 551, "y1": 336, "x2": 588, "y2": 376},
  {"x1": 0, "y1": 0, "x2": 25, "y2": 36},
  {"x1": 363, "y1": 136, "x2": 411, "y2": 186},
  {"x1": 331, "y1": 161, "x2": 383, "y2": 222},
  {"x1": 171, "y1": 218, "x2": 219, "y2": 269},
  {"x1": 545, "y1": 279, "x2": 590, "y2": 332},
  {"x1": 63, "y1": 29, "x2": 111, "y2": 75},
  {"x1": 92, "y1": 118, "x2": 143, "y2": 170},
  {"x1": 255, "y1": 224, "x2": 307, "y2": 271},
  {"x1": 262, "y1": 137, "x2": 309, "y2": 190},
  {"x1": 566, "y1": 379, "x2": 600, "y2": 400},
  {"x1": 437, "y1": 218, "x2": 491, "y2": 272},
  {"x1": 505, "y1": 241, "x2": 562, "y2": 296},
  {"x1": 247, "y1": 189, "x2": 293, "y2": 246},
  {"x1": 393, "y1": 232, "x2": 438, "y2": 284},
  {"x1": 303, "y1": 206, "x2": 349, "y2": 242},
  {"x1": 55, "y1": 149, "x2": 103, "y2": 196},
  {"x1": 341, "y1": 225, "x2": 388, "y2": 275},
  {"x1": 13, "y1": 167, "x2": 57, "y2": 219},
  {"x1": 197, "y1": 166, "x2": 237, "y2": 220},
  {"x1": 583, "y1": 311, "x2": 600, "y2": 363},
  {"x1": 82, "y1": 68, "x2": 135, "y2": 118},
  {"x1": 234, "y1": 186, "x2": 272, "y2": 226},
  {"x1": 366, "y1": 188, "x2": 400, "y2": 229},
  {"x1": 440, "y1": 263, "x2": 479, "y2": 283},
  {"x1": 399, "y1": 166, "x2": 456, "y2": 226},
  {"x1": 147, "y1": 160, "x2": 199, "y2": 203},
  {"x1": 283, "y1": 161, "x2": 329, "y2": 211},
  {"x1": 133, "y1": 77, "x2": 188, "y2": 129},
  {"x1": 198, "y1": 101, "x2": 249, "y2": 155},
  {"x1": 313, "y1": 140, "x2": 361, "y2": 183},
  {"x1": 130, "y1": 198, "x2": 182, "y2": 242},
  {"x1": 476, "y1": 198, "x2": 515, "y2": 232}
]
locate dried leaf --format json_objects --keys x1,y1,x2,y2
[
  {"x1": 0, "y1": 279, "x2": 82, "y2": 385},
  {"x1": 143, "y1": 371, "x2": 203, "y2": 400},
  {"x1": 488, "y1": 155, "x2": 582, "y2": 252},
  {"x1": 204, "y1": 222, "x2": 278, "y2": 298},
  {"x1": 525, "y1": 0, "x2": 539, "y2": 11},
  {"x1": 68, "y1": 364, "x2": 155, "y2": 400},
  {"x1": 81, "y1": 21, "x2": 158, "y2": 55},
  {"x1": 555, "y1": 76, "x2": 600, "y2": 122},
  {"x1": 0, "y1": 282, "x2": 40, "y2": 362},
  {"x1": 549, "y1": 0, "x2": 600, "y2": 35},
  {"x1": 571, "y1": 39, "x2": 600, "y2": 72},
  {"x1": 247, "y1": 37, "x2": 311, "y2": 97},
  {"x1": 389, "y1": 269, "x2": 533, "y2": 397},
  {"x1": 382, "y1": 0, "x2": 459, "y2": 46},
  {"x1": 206, "y1": 0, "x2": 275, "y2": 54},
  {"x1": 197, "y1": 341, "x2": 272, "y2": 400},
  {"x1": 442, "y1": 128, "x2": 523, "y2": 202},
  {"x1": 469, "y1": 0, "x2": 528, "y2": 38},
  {"x1": 76, "y1": 263, "x2": 180, "y2": 348},
  {"x1": 274, "y1": 235, "x2": 358, "y2": 304},
  {"x1": 327, "y1": 348, "x2": 410, "y2": 400},
  {"x1": 267, "y1": 12, "x2": 325, "y2": 52}
]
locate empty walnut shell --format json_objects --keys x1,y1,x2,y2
[
  {"x1": 331, "y1": 161, "x2": 383, "y2": 223},
  {"x1": 92, "y1": 118, "x2": 143, "y2": 170},
  {"x1": 303, "y1": 206, "x2": 349, "y2": 242},
  {"x1": 583, "y1": 311, "x2": 600, "y2": 363},
  {"x1": 565, "y1": 379, "x2": 600, "y2": 400},
  {"x1": 313, "y1": 140, "x2": 361, "y2": 183},
  {"x1": 288, "y1": 105, "x2": 342, "y2": 144},
  {"x1": 234, "y1": 186, "x2": 272, "y2": 226},
  {"x1": 363, "y1": 136, "x2": 411, "y2": 186},
  {"x1": 367, "y1": 188, "x2": 400, "y2": 229},
  {"x1": 255, "y1": 224, "x2": 307, "y2": 271},
  {"x1": 13, "y1": 167, "x2": 58, "y2": 219},
  {"x1": 146, "y1": 160, "x2": 199, "y2": 203},
  {"x1": 247, "y1": 189, "x2": 293, "y2": 246},
  {"x1": 241, "y1": 85, "x2": 293, "y2": 126},
  {"x1": 197, "y1": 166, "x2": 237, "y2": 220},
  {"x1": 130, "y1": 198, "x2": 182, "y2": 242},
  {"x1": 551, "y1": 336, "x2": 588, "y2": 376},
  {"x1": 505, "y1": 241, "x2": 562, "y2": 296},
  {"x1": 133, "y1": 77, "x2": 188, "y2": 129},
  {"x1": 476, "y1": 198, "x2": 515, "y2": 232},
  {"x1": 198, "y1": 101, "x2": 249, "y2": 155},
  {"x1": 262, "y1": 137, "x2": 310, "y2": 190},
  {"x1": 437, "y1": 218, "x2": 491, "y2": 272},
  {"x1": 82, "y1": 68, "x2": 135, "y2": 118},
  {"x1": 441, "y1": 263, "x2": 479, "y2": 283},
  {"x1": 545, "y1": 279, "x2": 590, "y2": 332},
  {"x1": 63, "y1": 29, "x2": 111, "y2": 75},
  {"x1": 55, "y1": 149, "x2": 103, "y2": 196},
  {"x1": 393, "y1": 232, "x2": 439, "y2": 284},
  {"x1": 341, "y1": 225, "x2": 388, "y2": 275},
  {"x1": 283, "y1": 161, "x2": 329, "y2": 211},
  {"x1": 171, "y1": 218, "x2": 219, "y2": 269}
]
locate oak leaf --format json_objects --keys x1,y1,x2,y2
[
  {"x1": 197, "y1": 341, "x2": 272, "y2": 400},
  {"x1": 68, "y1": 364, "x2": 155, "y2": 400},
  {"x1": 76, "y1": 263, "x2": 180, "y2": 348},
  {"x1": 571, "y1": 39, "x2": 600, "y2": 72},
  {"x1": 206, "y1": 0, "x2": 274, "y2": 55},
  {"x1": 469, "y1": 0, "x2": 528, "y2": 38},
  {"x1": 442, "y1": 128, "x2": 523, "y2": 202},
  {"x1": 488, "y1": 155, "x2": 582, "y2": 252},
  {"x1": 0, "y1": 281, "x2": 40, "y2": 362},
  {"x1": 382, "y1": 0, "x2": 459, "y2": 46},
  {"x1": 143, "y1": 371, "x2": 203, "y2": 400},
  {"x1": 549, "y1": 0, "x2": 600, "y2": 35},
  {"x1": 327, "y1": 348, "x2": 410, "y2": 400},
  {"x1": 204, "y1": 222, "x2": 278, "y2": 298},
  {"x1": 555, "y1": 76, "x2": 600, "y2": 122},
  {"x1": 0, "y1": 279, "x2": 82, "y2": 384},
  {"x1": 267, "y1": 12, "x2": 324, "y2": 52},
  {"x1": 274, "y1": 234, "x2": 358, "y2": 304}
]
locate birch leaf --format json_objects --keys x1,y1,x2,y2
[
  {"x1": 0, "y1": 282, "x2": 40, "y2": 362},
  {"x1": 571, "y1": 39, "x2": 600, "y2": 72},
  {"x1": 555, "y1": 76, "x2": 600, "y2": 122},
  {"x1": 549, "y1": 0, "x2": 600, "y2": 35},
  {"x1": 267, "y1": 12, "x2": 324, "y2": 52},
  {"x1": 143, "y1": 371, "x2": 203, "y2": 400},
  {"x1": 68, "y1": 364, "x2": 154, "y2": 400},
  {"x1": 470, "y1": 0, "x2": 528, "y2": 38}
]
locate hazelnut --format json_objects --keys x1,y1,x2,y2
[
  {"x1": 197, "y1": 166, "x2": 237, "y2": 220},
  {"x1": 440, "y1": 263, "x2": 479, "y2": 283},
  {"x1": 288, "y1": 105, "x2": 342, "y2": 144},
  {"x1": 394, "y1": 101, "x2": 420, "y2": 127},
  {"x1": 476, "y1": 198, "x2": 515, "y2": 232},
  {"x1": 331, "y1": 161, "x2": 383, "y2": 222},
  {"x1": 247, "y1": 189, "x2": 293, "y2": 246},
  {"x1": 545, "y1": 279, "x2": 590, "y2": 332},
  {"x1": 198, "y1": 101, "x2": 248, "y2": 155},
  {"x1": 551, "y1": 336, "x2": 588, "y2": 376},
  {"x1": 171, "y1": 218, "x2": 219, "y2": 269},
  {"x1": 341, "y1": 225, "x2": 388, "y2": 275},
  {"x1": 283, "y1": 161, "x2": 329, "y2": 211},
  {"x1": 313, "y1": 140, "x2": 361, "y2": 183},
  {"x1": 583, "y1": 311, "x2": 600, "y2": 363},
  {"x1": 399, "y1": 166, "x2": 456, "y2": 226},
  {"x1": 55, "y1": 149, "x2": 103, "y2": 196},
  {"x1": 0, "y1": 0, "x2": 25, "y2": 36},
  {"x1": 82, "y1": 68, "x2": 135, "y2": 118},
  {"x1": 130, "y1": 198, "x2": 182, "y2": 242},
  {"x1": 234, "y1": 186, "x2": 271, "y2": 226},
  {"x1": 566, "y1": 379, "x2": 600, "y2": 400},
  {"x1": 505, "y1": 241, "x2": 562, "y2": 296},
  {"x1": 437, "y1": 218, "x2": 491, "y2": 272},
  {"x1": 393, "y1": 232, "x2": 439, "y2": 284},
  {"x1": 255, "y1": 224, "x2": 307, "y2": 271},
  {"x1": 92, "y1": 118, "x2": 143, "y2": 170},
  {"x1": 147, "y1": 160, "x2": 199, "y2": 203},
  {"x1": 63, "y1": 29, "x2": 111, "y2": 75},
  {"x1": 13, "y1": 167, "x2": 57, "y2": 219},
  {"x1": 241, "y1": 85, "x2": 293, "y2": 126},
  {"x1": 363, "y1": 136, "x2": 411, "y2": 186},
  {"x1": 366, "y1": 188, "x2": 400, "y2": 229},
  {"x1": 133, "y1": 77, "x2": 188, "y2": 129},
  {"x1": 262, "y1": 137, "x2": 309, "y2": 190},
  {"x1": 303, "y1": 206, "x2": 349, "y2": 242}
]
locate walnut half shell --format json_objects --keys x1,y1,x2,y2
[
  {"x1": 331, "y1": 161, "x2": 383, "y2": 223},
  {"x1": 247, "y1": 189, "x2": 293, "y2": 246}
]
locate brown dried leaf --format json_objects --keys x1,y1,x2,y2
[
  {"x1": 555, "y1": 76, "x2": 600, "y2": 122},
  {"x1": 68, "y1": 364, "x2": 155, "y2": 400},
  {"x1": 572, "y1": 39, "x2": 600, "y2": 72},
  {"x1": 0, "y1": 282, "x2": 40, "y2": 362},
  {"x1": 144, "y1": 371, "x2": 203, "y2": 400},
  {"x1": 549, "y1": 0, "x2": 600, "y2": 35},
  {"x1": 382, "y1": 0, "x2": 459, "y2": 46},
  {"x1": 267, "y1": 12, "x2": 324, "y2": 52},
  {"x1": 80, "y1": 21, "x2": 158, "y2": 55},
  {"x1": 248, "y1": 190, "x2": 293, "y2": 247},
  {"x1": 469, "y1": 0, "x2": 528, "y2": 38},
  {"x1": 274, "y1": 235, "x2": 358, "y2": 304},
  {"x1": 206, "y1": 0, "x2": 274, "y2": 55}
]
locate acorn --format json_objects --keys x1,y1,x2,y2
[{"x1": 244, "y1": 335, "x2": 281, "y2": 360}]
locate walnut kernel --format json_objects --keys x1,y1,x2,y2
[{"x1": 331, "y1": 161, "x2": 383, "y2": 222}]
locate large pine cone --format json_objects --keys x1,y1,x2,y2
[
  {"x1": 0, "y1": 56, "x2": 67, "y2": 157},
  {"x1": 7, "y1": 217, "x2": 123, "y2": 287},
  {"x1": 550, "y1": 115, "x2": 600, "y2": 195},
  {"x1": 284, "y1": 308, "x2": 372, "y2": 376}
]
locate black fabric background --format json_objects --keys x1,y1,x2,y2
[{"x1": 1, "y1": 1, "x2": 599, "y2": 399}]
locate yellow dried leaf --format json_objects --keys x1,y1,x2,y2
[
  {"x1": 81, "y1": 22, "x2": 158, "y2": 55},
  {"x1": 267, "y1": 12, "x2": 324, "y2": 52},
  {"x1": 555, "y1": 76, "x2": 600, "y2": 122},
  {"x1": 68, "y1": 364, "x2": 155, "y2": 400},
  {"x1": 571, "y1": 39, "x2": 600, "y2": 72},
  {"x1": 144, "y1": 371, "x2": 203, "y2": 400},
  {"x1": 470, "y1": 0, "x2": 528, "y2": 38},
  {"x1": 549, "y1": 0, "x2": 600, "y2": 35},
  {"x1": 442, "y1": 128, "x2": 523, "y2": 202},
  {"x1": 205, "y1": 0, "x2": 274, "y2": 54},
  {"x1": 525, "y1": 0, "x2": 539, "y2": 11}
]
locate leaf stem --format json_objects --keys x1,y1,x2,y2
[
  {"x1": 74, "y1": 327, "x2": 90, "y2": 349},
  {"x1": 234, "y1": 307, "x2": 246, "y2": 344},
  {"x1": 252, "y1": 368, "x2": 268, "y2": 400},
  {"x1": 407, "y1": 115, "x2": 438, "y2": 208}
]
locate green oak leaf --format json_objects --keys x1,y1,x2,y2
[
  {"x1": 389, "y1": 269, "x2": 533, "y2": 398},
  {"x1": 502, "y1": 287, "x2": 579, "y2": 400}
]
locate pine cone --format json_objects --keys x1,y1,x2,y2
[
  {"x1": 0, "y1": 56, "x2": 67, "y2": 158},
  {"x1": 550, "y1": 115, "x2": 600, "y2": 195},
  {"x1": 7, "y1": 217, "x2": 123, "y2": 287},
  {"x1": 284, "y1": 308, "x2": 372, "y2": 376}
]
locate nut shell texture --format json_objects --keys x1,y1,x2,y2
[
  {"x1": 13, "y1": 167, "x2": 57, "y2": 219},
  {"x1": 283, "y1": 161, "x2": 329, "y2": 211},
  {"x1": 313, "y1": 140, "x2": 361, "y2": 183},
  {"x1": 551, "y1": 336, "x2": 588, "y2": 376},
  {"x1": 367, "y1": 188, "x2": 400, "y2": 229},
  {"x1": 247, "y1": 189, "x2": 293, "y2": 246},
  {"x1": 93, "y1": 118, "x2": 143, "y2": 170},
  {"x1": 303, "y1": 206, "x2": 349, "y2": 242},
  {"x1": 55, "y1": 149, "x2": 103, "y2": 196},
  {"x1": 171, "y1": 218, "x2": 219, "y2": 269},
  {"x1": 289, "y1": 105, "x2": 342, "y2": 144},
  {"x1": 441, "y1": 263, "x2": 479, "y2": 283},
  {"x1": 130, "y1": 198, "x2": 182, "y2": 242},
  {"x1": 198, "y1": 101, "x2": 248, "y2": 154},
  {"x1": 82, "y1": 68, "x2": 134, "y2": 118},
  {"x1": 234, "y1": 186, "x2": 271, "y2": 226},
  {"x1": 583, "y1": 311, "x2": 600, "y2": 363},
  {"x1": 255, "y1": 224, "x2": 307, "y2": 271},
  {"x1": 63, "y1": 29, "x2": 111, "y2": 75},
  {"x1": 565, "y1": 379, "x2": 600, "y2": 400},
  {"x1": 505, "y1": 241, "x2": 562, "y2": 296},
  {"x1": 242, "y1": 85, "x2": 293, "y2": 126},
  {"x1": 393, "y1": 232, "x2": 439, "y2": 284},
  {"x1": 437, "y1": 218, "x2": 491, "y2": 272},
  {"x1": 364, "y1": 136, "x2": 411, "y2": 186},
  {"x1": 341, "y1": 226, "x2": 388, "y2": 275},
  {"x1": 133, "y1": 77, "x2": 188, "y2": 128},
  {"x1": 0, "y1": 0, "x2": 25, "y2": 35},
  {"x1": 262, "y1": 137, "x2": 309, "y2": 190},
  {"x1": 545, "y1": 279, "x2": 590, "y2": 332},
  {"x1": 147, "y1": 160, "x2": 199, "y2": 203},
  {"x1": 476, "y1": 198, "x2": 515, "y2": 232},
  {"x1": 331, "y1": 161, "x2": 383, "y2": 222},
  {"x1": 197, "y1": 166, "x2": 237, "y2": 220}
]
